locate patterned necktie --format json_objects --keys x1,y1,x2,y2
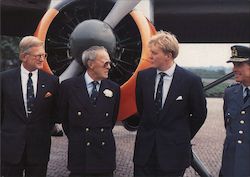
[
  {"x1": 90, "y1": 81, "x2": 99, "y2": 106},
  {"x1": 27, "y1": 73, "x2": 35, "y2": 117},
  {"x1": 244, "y1": 87, "x2": 249, "y2": 103},
  {"x1": 154, "y1": 72, "x2": 166, "y2": 115}
]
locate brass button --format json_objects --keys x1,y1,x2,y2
[
  {"x1": 100, "y1": 128, "x2": 104, "y2": 132},
  {"x1": 105, "y1": 112, "x2": 109, "y2": 117},
  {"x1": 239, "y1": 130, "x2": 243, "y2": 134},
  {"x1": 241, "y1": 111, "x2": 246, "y2": 114},
  {"x1": 237, "y1": 140, "x2": 242, "y2": 144},
  {"x1": 101, "y1": 142, "x2": 105, "y2": 146},
  {"x1": 240, "y1": 120, "x2": 245, "y2": 124},
  {"x1": 86, "y1": 128, "x2": 89, "y2": 132},
  {"x1": 86, "y1": 142, "x2": 90, "y2": 146},
  {"x1": 77, "y1": 111, "x2": 82, "y2": 116}
]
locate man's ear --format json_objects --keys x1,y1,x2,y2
[
  {"x1": 20, "y1": 53, "x2": 27, "y2": 62},
  {"x1": 87, "y1": 60, "x2": 94, "y2": 69}
]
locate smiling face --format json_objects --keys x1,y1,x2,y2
[
  {"x1": 232, "y1": 62, "x2": 250, "y2": 86},
  {"x1": 87, "y1": 49, "x2": 111, "y2": 81},
  {"x1": 21, "y1": 46, "x2": 47, "y2": 71}
]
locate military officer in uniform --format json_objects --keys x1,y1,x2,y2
[
  {"x1": 59, "y1": 46, "x2": 120, "y2": 177},
  {"x1": 220, "y1": 45, "x2": 250, "y2": 176}
]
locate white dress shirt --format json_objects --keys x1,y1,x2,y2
[
  {"x1": 84, "y1": 71, "x2": 101, "y2": 96},
  {"x1": 21, "y1": 64, "x2": 38, "y2": 115},
  {"x1": 154, "y1": 63, "x2": 176, "y2": 108}
]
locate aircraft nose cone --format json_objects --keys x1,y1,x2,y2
[{"x1": 70, "y1": 19, "x2": 116, "y2": 63}]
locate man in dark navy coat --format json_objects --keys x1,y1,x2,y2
[
  {"x1": 220, "y1": 45, "x2": 250, "y2": 176},
  {"x1": 133, "y1": 31, "x2": 207, "y2": 176},
  {"x1": 1, "y1": 36, "x2": 59, "y2": 177},
  {"x1": 59, "y1": 46, "x2": 120, "y2": 177}
]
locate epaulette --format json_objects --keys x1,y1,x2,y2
[{"x1": 227, "y1": 83, "x2": 240, "y2": 88}]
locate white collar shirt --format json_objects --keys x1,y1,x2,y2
[
  {"x1": 154, "y1": 63, "x2": 176, "y2": 108},
  {"x1": 20, "y1": 64, "x2": 38, "y2": 115},
  {"x1": 84, "y1": 71, "x2": 101, "y2": 96}
]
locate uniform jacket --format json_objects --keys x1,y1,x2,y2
[
  {"x1": 220, "y1": 84, "x2": 250, "y2": 176},
  {"x1": 134, "y1": 66, "x2": 207, "y2": 171},
  {"x1": 59, "y1": 74, "x2": 120, "y2": 174},
  {"x1": 1, "y1": 67, "x2": 59, "y2": 164}
]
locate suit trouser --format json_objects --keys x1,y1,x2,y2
[
  {"x1": 134, "y1": 146, "x2": 185, "y2": 177},
  {"x1": 1, "y1": 147, "x2": 48, "y2": 177}
]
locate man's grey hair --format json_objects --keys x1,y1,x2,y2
[
  {"x1": 82, "y1": 46, "x2": 107, "y2": 68},
  {"x1": 19, "y1": 36, "x2": 44, "y2": 54}
]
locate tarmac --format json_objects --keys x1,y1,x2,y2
[{"x1": 47, "y1": 98, "x2": 225, "y2": 177}]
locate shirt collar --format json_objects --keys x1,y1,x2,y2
[
  {"x1": 84, "y1": 71, "x2": 101, "y2": 85},
  {"x1": 21, "y1": 64, "x2": 38, "y2": 77},
  {"x1": 157, "y1": 63, "x2": 176, "y2": 77}
]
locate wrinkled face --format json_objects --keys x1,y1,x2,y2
[
  {"x1": 149, "y1": 44, "x2": 172, "y2": 71},
  {"x1": 233, "y1": 62, "x2": 250, "y2": 85},
  {"x1": 21, "y1": 46, "x2": 47, "y2": 71},
  {"x1": 88, "y1": 50, "x2": 111, "y2": 80}
]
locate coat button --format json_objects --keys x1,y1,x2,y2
[
  {"x1": 77, "y1": 111, "x2": 82, "y2": 116},
  {"x1": 237, "y1": 140, "x2": 242, "y2": 144},
  {"x1": 86, "y1": 142, "x2": 90, "y2": 146},
  {"x1": 86, "y1": 128, "x2": 89, "y2": 132},
  {"x1": 241, "y1": 111, "x2": 246, "y2": 114},
  {"x1": 239, "y1": 130, "x2": 244, "y2": 134},
  {"x1": 227, "y1": 112, "x2": 230, "y2": 116},
  {"x1": 101, "y1": 142, "x2": 105, "y2": 146},
  {"x1": 240, "y1": 120, "x2": 245, "y2": 124},
  {"x1": 105, "y1": 112, "x2": 109, "y2": 117},
  {"x1": 100, "y1": 128, "x2": 104, "y2": 132}
]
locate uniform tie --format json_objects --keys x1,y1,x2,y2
[
  {"x1": 27, "y1": 73, "x2": 35, "y2": 117},
  {"x1": 244, "y1": 87, "x2": 249, "y2": 103},
  {"x1": 154, "y1": 72, "x2": 166, "y2": 115},
  {"x1": 90, "y1": 81, "x2": 99, "y2": 106}
]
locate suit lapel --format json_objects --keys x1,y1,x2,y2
[
  {"x1": 74, "y1": 74, "x2": 92, "y2": 109},
  {"x1": 232, "y1": 85, "x2": 244, "y2": 108},
  {"x1": 14, "y1": 68, "x2": 27, "y2": 120},
  {"x1": 148, "y1": 69, "x2": 157, "y2": 105},
  {"x1": 31, "y1": 70, "x2": 48, "y2": 117},
  {"x1": 160, "y1": 66, "x2": 183, "y2": 117}
]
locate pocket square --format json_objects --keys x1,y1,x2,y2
[
  {"x1": 44, "y1": 92, "x2": 52, "y2": 98},
  {"x1": 176, "y1": 96, "x2": 183, "y2": 100}
]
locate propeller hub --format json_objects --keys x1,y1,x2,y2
[{"x1": 70, "y1": 19, "x2": 116, "y2": 63}]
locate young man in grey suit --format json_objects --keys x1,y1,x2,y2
[
  {"x1": 220, "y1": 45, "x2": 250, "y2": 176},
  {"x1": 133, "y1": 31, "x2": 207, "y2": 176},
  {"x1": 59, "y1": 46, "x2": 120, "y2": 177},
  {"x1": 1, "y1": 36, "x2": 59, "y2": 177}
]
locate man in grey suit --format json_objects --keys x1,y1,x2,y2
[
  {"x1": 59, "y1": 46, "x2": 120, "y2": 177},
  {"x1": 133, "y1": 31, "x2": 207, "y2": 176},
  {"x1": 1, "y1": 36, "x2": 59, "y2": 177},
  {"x1": 220, "y1": 45, "x2": 250, "y2": 176}
]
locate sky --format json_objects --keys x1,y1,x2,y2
[{"x1": 176, "y1": 43, "x2": 250, "y2": 68}]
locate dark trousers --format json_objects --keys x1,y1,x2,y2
[
  {"x1": 1, "y1": 147, "x2": 48, "y2": 177},
  {"x1": 69, "y1": 172, "x2": 113, "y2": 177},
  {"x1": 134, "y1": 146, "x2": 185, "y2": 177}
]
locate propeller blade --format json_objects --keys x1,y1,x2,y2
[
  {"x1": 104, "y1": 0, "x2": 141, "y2": 29},
  {"x1": 59, "y1": 60, "x2": 84, "y2": 82}
]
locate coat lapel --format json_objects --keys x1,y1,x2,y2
[
  {"x1": 73, "y1": 74, "x2": 92, "y2": 109},
  {"x1": 160, "y1": 66, "x2": 183, "y2": 117},
  {"x1": 14, "y1": 68, "x2": 27, "y2": 120},
  {"x1": 232, "y1": 85, "x2": 244, "y2": 108}
]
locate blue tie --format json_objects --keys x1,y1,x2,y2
[
  {"x1": 90, "y1": 81, "x2": 99, "y2": 106},
  {"x1": 244, "y1": 87, "x2": 249, "y2": 103},
  {"x1": 27, "y1": 73, "x2": 35, "y2": 117},
  {"x1": 154, "y1": 72, "x2": 166, "y2": 115}
]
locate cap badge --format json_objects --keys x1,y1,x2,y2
[{"x1": 232, "y1": 47, "x2": 238, "y2": 57}]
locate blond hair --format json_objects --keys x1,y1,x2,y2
[
  {"x1": 19, "y1": 36, "x2": 44, "y2": 54},
  {"x1": 149, "y1": 30, "x2": 179, "y2": 59}
]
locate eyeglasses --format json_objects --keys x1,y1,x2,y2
[
  {"x1": 28, "y1": 53, "x2": 48, "y2": 60},
  {"x1": 103, "y1": 61, "x2": 112, "y2": 68}
]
